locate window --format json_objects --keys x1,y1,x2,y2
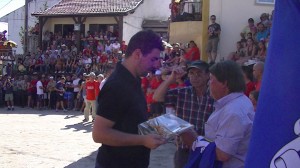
[{"x1": 256, "y1": 0, "x2": 275, "y2": 5}]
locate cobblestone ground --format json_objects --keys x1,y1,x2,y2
[{"x1": 0, "y1": 107, "x2": 175, "y2": 168}]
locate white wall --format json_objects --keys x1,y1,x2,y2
[
  {"x1": 7, "y1": 7, "x2": 25, "y2": 54},
  {"x1": 6, "y1": 0, "x2": 60, "y2": 54},
  {"x1": 123, "y1": 0, "x2": 170, "y2": 43},
  {"x1": 210, "y1": 0, "x2": 274, "y2": 60}
]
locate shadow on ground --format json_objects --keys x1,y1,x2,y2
[
  {"x1": 0, "y1": 107, "x2": 82, "y2": 116},
  {"x1": 64, "y1": 151, "x2": 98, "y2": 168},
  {"x1": 62, "y1": 121, "x2": 93, "y2": 133}
]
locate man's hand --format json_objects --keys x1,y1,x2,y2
[
  {"x1": 142, "y1": 134, "x2": 166, "y2": 149},
  {"x1": 179, "y1": 129, "x2": 198, "y2": 148}
]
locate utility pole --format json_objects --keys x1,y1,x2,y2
[{"x1": 24, "y1": 0, "x2": 29, "y2": 54}]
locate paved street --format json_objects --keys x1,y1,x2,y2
[{"x1": 0, "y1": 107, "x2": 175, "y2": 168}]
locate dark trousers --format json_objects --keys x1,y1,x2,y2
[
  {"x1": 49, "y1": 91, "x2": 57, "y2": 109},
  {"x1": 18, "y1": 90, "x2": 27, "y2": 107},
  {"x1": 174, "y1": 148, "x2": 190, "y2": 168}
]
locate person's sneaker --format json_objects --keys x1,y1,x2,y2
[
  {"x1": 82, "y1": 119, "x2": 88, "y2": 122},
  {"x1": 7, "y1": 107, "x2": 11, "y2": 111},
  {"x1": 63, "y1": 109, "x2": 68, "y2": 112},
  {"x1": 11, "y1": 107, "x2": 14, "y2": 111}
]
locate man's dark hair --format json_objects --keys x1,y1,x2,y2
[
  {"x1": 209, "y1": 60, "x2": 245, "y2": 93},
  {"x1": 125, "y1": 30, "x2": 164, "y2": 58}
]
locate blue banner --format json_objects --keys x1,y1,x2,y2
[{"x1": 245, "y1": 0, "x2": 300, "y2": 168}]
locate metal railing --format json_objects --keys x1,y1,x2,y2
[{"x1": 171, "y1": 2, "x2": 202, "y2": 22}]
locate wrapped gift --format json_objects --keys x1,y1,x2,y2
[{"x1": 138, "y1": 114, "x2": 194, "y2": 140}]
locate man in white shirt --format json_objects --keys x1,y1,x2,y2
[
  {"x1": 72, "y1": 74, "x2": 81, "y2": 111},
  {"x1": 36, "y1": 76, "x2": 44, "y2": 110},
  {"x1": 112, "y1": 40, "x2": 121, "y2": 54}
]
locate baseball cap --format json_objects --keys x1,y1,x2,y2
[
  {"x1": 89, "y1": 72, "x2": 96, "y2": 77},
  {"x1": 187, "y1": 60, "x2": 209, "y2": 72},
  {"x1": 97, "y1": 74, "x2": 104, "y2": 78}
]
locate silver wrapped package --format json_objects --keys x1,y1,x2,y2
[{"x1": 138, "y1": 114, "x2": 194, "y2": 139}]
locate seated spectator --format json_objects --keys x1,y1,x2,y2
[
  {"x1": 256, "y1": 23, "x2": 269, "y2": 42},
  {"x1": 182, "y1": 40, "x2": 200, "y2": 62},
  {"x1": 245, "y1": 38, "x2": 257, "y2": 59},
  {"x1": 257, "y1": 40, "x2": 267, "y2": 61},
  {"x1": 228, "y1": 41, "x2": 246, "y2": 62},
  {"x1": 240, "y1": 18, "x2": 257, "y2": 40}
]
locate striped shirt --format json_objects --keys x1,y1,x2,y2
[{"x1": 165, "y1": 86, "x2": 214, "y2": 135}]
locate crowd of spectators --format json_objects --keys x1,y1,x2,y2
[{"x1": 228, "y1": 12, "x2": 273, "y2": 64}]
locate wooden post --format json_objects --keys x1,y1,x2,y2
[{"x1": 201, "y1": 0, "x2": 210, "y2": 62}]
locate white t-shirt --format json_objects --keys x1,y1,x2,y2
[
  {"x1": 36, "y1": 81, "x2": 44, "y2": 95},
  {"x1": 73, "y1": 78, "x2": 80, "y2": 92}
]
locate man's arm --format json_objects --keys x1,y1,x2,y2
[
  {"x1": 92, "y1": 115, "x2": 165, "y2": 149},
  {"x1": 152, "y1": 71, "x2": 177, "y2": 102}
]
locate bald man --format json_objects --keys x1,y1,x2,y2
[{"x1": 253, "y1": 62, "x2": 264, "y2": 91}]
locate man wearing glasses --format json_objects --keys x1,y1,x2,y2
[{"x1": 207, "y1": 15, "x2": 221, "y2": 65}]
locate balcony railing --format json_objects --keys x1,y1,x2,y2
[{"x1": 171, "y1": 2, "x2": 202, "y2": 22}]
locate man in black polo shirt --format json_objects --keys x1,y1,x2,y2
[{"x1": 93, "y1": 30, "x2": 166, "y2": 168}]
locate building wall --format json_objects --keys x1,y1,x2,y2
[
  {"x1": 210, "y1": 0, "x2": 274, "y2": 60},
  {"x1": 123, "y1": 0, "x2": 170, "y2": 44},
  {"x1": 169, "y1": 21, "x2": 203, "y2": 48},
  {"x1": 6, "y1": 0, "x2": 60, "y2": 54}
]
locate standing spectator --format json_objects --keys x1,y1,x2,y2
[
  {"x1": 111, "y1": 40, "x2": 121, "y2": 54},
  {"x1": 153, "y1": 60, "x2": 214, "y2": 168},
  {"x1": 72, "y1": 74, "x2": 81, "y2": 111},
  {"x1": 65, "y1": 75, "x2": 74, "y2": 110},
  {"x1": 83, "y1": 72, "x2": 97, "y2": 122},
  {"x1": 148, "y1": 70, "x2": 164, "y2": 117},
  {"x1": 4, "y1": 76, "x2": 14, "y2": 110},
  {"x1": 181, "y1": 60, "x2": 254, "y2": 168},
  {"x1": 41, "y1": 75, "x2": 49, "y2": 108},
  {"x1": 242, "y1": 66, "x2": 255, "y2": 97},
  {"x1": 17, "y1": 75, "x2": 27, "y2": 108},
  {"x1": 36, "y1": 76, "x2": 44, "y2": 110},
  {"x1": 92, "y1": 30, "x2": 165, "y2": 168},
  {"x1": 249, "y1": 90, "x2": 259, "y2": 112},
  {"x1": 47, "y1": 76, "x2": 56, "y2": 109},
  {"x1": 206, "y1": 15, "x2": 221, "y2": 64},
  {"x1": 0, "y1": 75, "x2": 4, "y2": 107},
  {"x1": 55, "y1": 77, "x2": 67, "y2": 112}
]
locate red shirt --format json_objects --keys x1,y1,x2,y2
[
  {"x1": 141, "y1": 77, "x2": 149, "y2": 95},
  {"x1": 85, "y1": 81, "x2": 96, "y2": 100},
  {"x1": 184, "y1": 47, "x2": 200, "y2": 61},
  {"x1": 245, "y1": 81, "x2": 256, "y2": 97},
  {"x1": 255, "y1": 81, "x2": 262, "y2": 91}
]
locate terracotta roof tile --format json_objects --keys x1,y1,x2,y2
[{"x1": 32, "y1": 0, "x2": 143, "y2": 16}]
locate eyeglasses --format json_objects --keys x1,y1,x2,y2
[{"x1": 188, "y1": 71, "x2": 205, "y2": 77}]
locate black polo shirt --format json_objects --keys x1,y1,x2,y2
[{"x1": 96, "y1": 62, "x2": 149, "y2": 168}]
